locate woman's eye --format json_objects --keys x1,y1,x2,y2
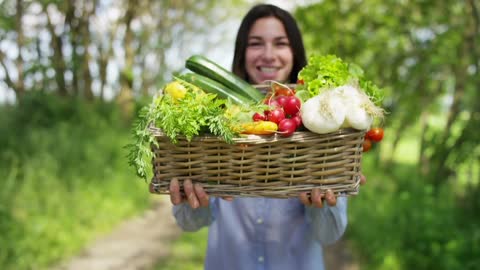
[
  {"x1": 276, "y1": 41, "x2": 290, "y2": 47},
  {"x1": 247, "y1": 42, "x2": 262, "y2": 47}
]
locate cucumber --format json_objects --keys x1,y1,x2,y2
[
  {"x1": 179, "y1": 73, "x2": 253, "y2": 106},
  {"x1": 185, "y1": 55, "x2": 264, "y2": 103}
]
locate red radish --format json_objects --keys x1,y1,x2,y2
[
  {"x1": 283, "y1": 96, "x2": 302, "y2": 116},
  {"x1": 265, "y1": 98, "x2": 280, "y2": 108},
  {"x1": 264, "y1": 98, "x2": 280, "y2": 116},
  {"x1": 252, "y1": 112, "x2": 266, "y2": 121},
  {"x1": 278, "y1": 118, "x2": 297, "y2": 137},
  {"x1": 275, "y1": 95, "x2": 288, "y2": 107},
  {"x1": 267, "y1": 108, "x2": 286, "y2": 124},
  {"x1": 291, "y1": 114, "x2": 302, "y2": 128}
]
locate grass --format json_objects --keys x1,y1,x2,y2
[
  {"x1": 0, "y1": 96, "x2": 153, "y2": 270},
  {"x1": 153, "y1": 228, "x2": 209, "y2": 270}
]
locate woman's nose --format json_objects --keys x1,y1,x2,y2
[{"x1": 262, "y1": 44, "x2": 275, "y2": 61}]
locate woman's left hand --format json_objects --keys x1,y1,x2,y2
[
  {"x1": 299, "y1": 173, "x2": 367, "y2": 208},
  {"x1": 299, "y1": 189, "x2": 336, "y2": 208}
]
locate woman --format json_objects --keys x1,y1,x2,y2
[{"x1": 169, "y1": 4, "x2": 365, "y2": 270}]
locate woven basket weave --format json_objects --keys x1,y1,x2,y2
[{"x1": 149, "y1": 127, "x2": 365, "y2": 198}]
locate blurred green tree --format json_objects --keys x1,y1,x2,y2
[{"x1": 296, "y1": 0, "x2": 479, "y2": 186}]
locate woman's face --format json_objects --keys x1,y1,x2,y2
[{"x1": 245, "y1": 17, "x2": 293, "y2": 84}]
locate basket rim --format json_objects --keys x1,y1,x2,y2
[{"x1": 149, "y1": 126, "x2": 365, "y2": 144}]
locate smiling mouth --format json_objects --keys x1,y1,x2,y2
[{"x1": 258, "y1": 67, "x2": 278, "y2": 74}]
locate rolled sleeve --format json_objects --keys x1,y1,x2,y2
[
  {"x1": 172, "y1": 197, "x2": 216, "y2": 232},
  {"x1": 305, "y1": 196, "x2": 348, "y2": 245}
]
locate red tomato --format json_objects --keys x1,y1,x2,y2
[
  {"x1": 278, "y1": 118, "x2": 297, "y2": 137},
  {"x1": 267, "y1": 108, "x2": 286, "y2": 124},
  {"x1": 363, "y1": 138, "x2": 372, "y2": 152},
  {"x1": 252, "y1": 112, "x2": 266, "y2": 122},
  {"x1": 366, "y1": 128, "x2": 384, "y2": 142},
  {"x1": 273, "y1": 85, "x2": 295, "y2": 96},
  {"x1": 297, "y1": 79, "x2": 304, "y2": 85},
  {"x1": 283, "y1": 96, "x2": 301, "y2": 116}
]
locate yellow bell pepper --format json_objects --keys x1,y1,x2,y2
[{"x1": 240, "y1": 121, "x2": 278, "y2": 135}]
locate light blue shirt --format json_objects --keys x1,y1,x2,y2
[{"x1": 173, "y1": 196, "x2": 348, "y2": 270}]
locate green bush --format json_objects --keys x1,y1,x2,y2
[
  {"x1": 348, "y1": 154, "x2": 480, "y2": 270},
  {"x1": 0, "y1": 93, "x2": 151, "y2": 270},
  {"x1": 154, "y1": 228, "x2": 208, "y2": 270}
]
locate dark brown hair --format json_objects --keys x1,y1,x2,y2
[{"x1": 232, "y1": 4, "x2": 307, "y2": 83}]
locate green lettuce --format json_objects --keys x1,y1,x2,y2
[{"x1": 297, "y1": 54, "x2": 384, "y2": 105}]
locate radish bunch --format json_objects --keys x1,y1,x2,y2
[{"x1": 252, "y1": 89, "x2": 303, "y2": 137}]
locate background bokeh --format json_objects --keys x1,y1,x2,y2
[{"x1": 1, "y1": 0, "x2": 478, "y2": 269}]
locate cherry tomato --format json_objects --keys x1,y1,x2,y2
[
  {"x1": 366, "y1": 128, "x2": 384, "y2": 142},
  {"x1": 363, "y1": 138, "x2": 372, "y2": 152},
  {"x1": 273, "y1": 85, "x2": 295, "y2": 96}
]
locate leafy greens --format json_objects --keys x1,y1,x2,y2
[
  {"x1": 297, "y1": 54, "x2": 384, "y2": 105},
  {"x1": 125, "y1": 82, "x2": 237, "y2": 181}
]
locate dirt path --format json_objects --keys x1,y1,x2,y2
[
  {"x1": 52, "y1": 198, "x2": 181, "y2": 270},
  {"x1": 324, "y1": 239, "x2": 360, "y2": 270},
  {"x1": 52, "y1": 198, "x2": 358, "y2": 270}
]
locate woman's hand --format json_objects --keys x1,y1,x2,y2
[
  {"x1": 299, "y1": 189, "x2": 336, "y2": 208},
  {"x1": 359, "y1": 173, "x2": 367, "y2": 185},
  {"x1": 169, "y1": 178, "x2": 210, "y2": 209},
  {"x1": 169, "y1": 178, "x2": 234, "y2": 208},
  {"x1": 298, "y1": 173, "x2": 367, "y2": 208}
]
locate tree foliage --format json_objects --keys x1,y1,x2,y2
[
  {"x1": 0, "y1": 0, "x2": 246, "y2": 103},
  {"x1": 296, "y1": 0, "x2": 479, "y2": 184},
  {"x1": 295, "y1": 1, "x2": 479, "y2": 269}
]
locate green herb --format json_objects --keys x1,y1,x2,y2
[
  {"x1": 158, "y1": 91, "x2": 236, "y2": 144},
  {"x1": 125, "y1": 97, "x2": 162, "y2": 181},
  {"x1": 297, "y1": 54, "x2": 384, "y2": 105}
]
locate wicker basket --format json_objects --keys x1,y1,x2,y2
[{"x1": 149, "y1": 127, "x2": 366, "y2": 198}]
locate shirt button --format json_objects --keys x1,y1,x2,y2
[
  {"x1": 256, "y1": 218, "x2": 263, "y2": 224},
  {"x1": 258, "y1": 256, "x2": 264, "y2": 262}
]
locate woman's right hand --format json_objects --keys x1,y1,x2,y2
[
  {"x1": 169, "y1": 178, "x2": 234, "y2": 208},
  {"x1": 169, "y1": 178, "x2": 210, "y2": 209}
]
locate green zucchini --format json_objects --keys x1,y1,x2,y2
[
  {"x1": 185, "y1": 55, "x2": 264, "y2": 103},
  {"x1": 179, "y1": 73, "x2": 253, "y2": 106}
]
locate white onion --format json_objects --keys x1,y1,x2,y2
[
  {"x1": 301, "y1": 91, "x2": 346, "y2": 134},
  {"x1": 301, "y1": 84, "x2": 384, "y2": 133},
  {"x1": 345, "y1": 104, "x2": 373, "y2": 130}
]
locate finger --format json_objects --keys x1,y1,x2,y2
[
  {"x1": 221, "y1": 196, "x2": 234, "y2": 202},
  {"x1": 325, "y1": 189, "x2": 337, "y2": 207},
  {"x1": 149, "y1": 182, "x2": 157, "y2": 194},
  {"x1": 299, "y1": 192, "x2": 311, "y2": 206},
  {"x1": 169, "y1": 178, "x2": 183, "y2": 205},
  {"x1": 360, "y1": 174, "x2": 367, "y2": 185},
  {"x1": 311, "y1": 188, "x2": 324, "y2": 208},
  {"x1": 194, "y1": 183, "x2": 210, "y2": 207},
  {"x1": 184, "y1": 179, "x2": 199, "y2": 209}
]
